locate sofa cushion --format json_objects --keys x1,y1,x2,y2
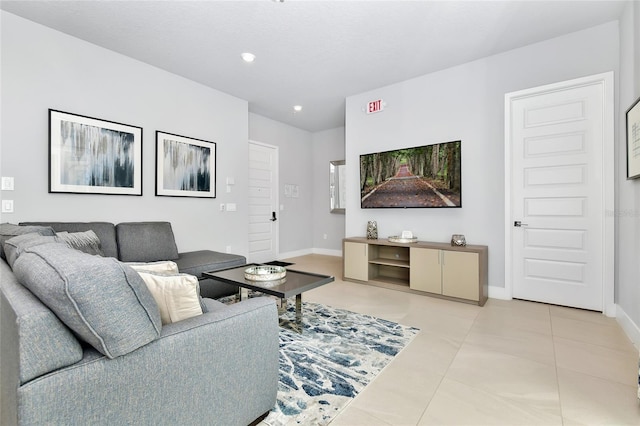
[
  {"x1": 116, "y1": 222, "x2": 179, "y2": 262},
  {"x1": 136, "y1": 271, "x2": 204, "y2": 324},
  {"x1": 0, "y1": 260, "x2": 84, "y2": 384},
  {"x1": 55, "y1": 230, "x2": 105, "y2": 256},
  {"x1": 0, "y1": 223, "x2": 55, "y2": 260},
  {"x1": 20, "y1": 222, "x2": 118, "y2": 258},
  {"x1": 3, "y1": 233, "x2": 59, "y2": 268},
  {"x1": 126, "y1": 260, "x2": 179, "y2": 274},
  {"x1": 12, "y1": 244, "x2": 162, "y2": 358}
]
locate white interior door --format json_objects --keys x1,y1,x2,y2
[
  {"x1": 248, "y1": 141, "x2": 278, "y2": 263},
  {"x1": 506, "y1": 73, "x2": 613, "y2": 312}
]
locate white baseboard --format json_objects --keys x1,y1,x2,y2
[
  {"x1": 277, "y1": 248, "x2": 313, "y2": 260},
  {"x1": 616, "y1": 304, "x2": 640, "y2": 349},
  {"x1": 312, "y1": 248, "x2": 342, "y2": 257},
  {"x1": 488, "y1": 285, "x2": 510, "y2": 300}
]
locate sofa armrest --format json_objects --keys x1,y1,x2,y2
[{"x1": 17, "y1": 298, "x2": 279, "y2": 426}]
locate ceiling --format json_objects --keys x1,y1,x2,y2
[{"x1": 0, "y1": 0, "x2": 627, "y2": 132}]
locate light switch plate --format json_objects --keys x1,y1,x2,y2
[{"x1": 1, "y1": 177, "x2": 14, "y2": 191}]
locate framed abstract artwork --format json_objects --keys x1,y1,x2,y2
[
  {"x1": 49, "y1": 109, "x2": 143, "y2": 195},
  {"x1": 155, "y1": 131, "x2": 216, "y2": 198},
  {"x1": 626, "y1": 96, "x2": 640, "y2": 180}
]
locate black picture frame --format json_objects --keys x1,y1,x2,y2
[
  {"x1": 626, "y1": 96, "x2": 640, "y2": 180},
  {"x1": 49, "y1": 109, "x2": 143, "y2": 195},
  {"x1": 155, "y1": 131, "x2": 216, "y2": 198}
]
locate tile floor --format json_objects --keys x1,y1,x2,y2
[{"x1": 282, "y1": 254, "x2": 640, "y2": 426}]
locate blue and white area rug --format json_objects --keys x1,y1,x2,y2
[{"x1": 262, "y1": 300, "x2": 418, "y2": 425}]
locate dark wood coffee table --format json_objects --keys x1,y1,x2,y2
[{"x1": 203, "y1": 264, "x2": 334, "y2": 332}]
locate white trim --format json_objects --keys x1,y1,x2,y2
[
  {"x1": 278, "y1": 248, "x2": 313, "y2": 260},
  {"x1": 616, "y1": 304, "x2": 640, "y2": 350},
  {"x1": 312, "y1": 248, "x2": 342, "y2": 257},
  {"x1": 248, "y1": 140, "x2": 279, "y2": 262},
  {"x1": 504, "y1": 72, "x2": 615, "y2": 315},
  {"x1": 488, "y1": 285, "x2": 510, "y2": 300}
]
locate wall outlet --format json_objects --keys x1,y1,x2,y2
[
  {"x1": 2, "y1": 200, "x2": 14, "y2": 213},
  {"x1": 226, "y1": 246, "x2": 232, "y2": 253},
  {"x1": 323, "y1": 234, "x2": 327, "y2": 240},
  {"x1": 219, "y1": 203, "x2": 225, "y2": 211}
]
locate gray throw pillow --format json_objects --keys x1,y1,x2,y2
[
  {"x1": 13, "y1": 243, "x2": 162, "y2": 358},
  {"x1": 0, "y1": 223, "x2": 55, "y2": 259},
  {"x1": 56, "y1": 230, "x2": 105, "y2": 256},
  {"x1": 3, "y1": 233, "x2": 60, "y2": 268}
]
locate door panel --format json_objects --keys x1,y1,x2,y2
[
  {"x1": 248, "y1": 142, "x2": 278, "y2": 263},
  {"x1": 508, "y1": 76, "x2": 611, "y2": 311}
]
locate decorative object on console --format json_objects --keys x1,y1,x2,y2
[
  {"x1": 626, "y1": 96, "x2": 640, "y2": 179},
  {"x1": 451, "y1": 234, "x2": 467, "y2": 247},
  {"x1": 366, "y1": 220, "x2": 378, "y2": 239},
  {"x1": 360, "y1": 140, "x2": 461, "y2": 208},
  {"x1": 156, "y1": 131, "x2": 216, "y2": 198},
  {"x1": 244, "y1": 265, "x2": 287, "y2": 281},
  {"x1": 388, "y1": 235, "x2": 418, "y2": 243},
  {"x1": 49, "y1": 109, "x2": 143, "y2": 196}
]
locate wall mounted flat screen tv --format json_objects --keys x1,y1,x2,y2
[{"x1": 360, "y1": 140, "x2": 461, "y2": 208}]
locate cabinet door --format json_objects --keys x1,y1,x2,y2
[
  {"x1": 344, "y1": 242, "x2": 369, "y2": 281},
  {"x1": 409, "y1": 248, "x2": 442, "y2": 293},
  {"x1": 442, "y1": 251, "x2": 479, "y2": 301}
]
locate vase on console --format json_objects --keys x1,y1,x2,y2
[{"x1": 366, "y1": 221, "x2": 378, "y2": 239}]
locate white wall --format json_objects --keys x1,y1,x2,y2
[
  {"x1": 248, "y1": 113, "x2": 314, "y2": 256},
  {"x1": 0, "y1": 12, "x2": 250, "y2": 256},
  {"x1": 615, "y1": 0, "x2": 640, "y2": 343},
  {"x1": 311, "y1": 127, "x2": 345, "y2": 255},
  {"x1": 345, "y1": 22, "x2": 620, "y2": 292}
]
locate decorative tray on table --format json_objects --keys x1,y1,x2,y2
[
  {"x1": 244, "y1": 265, "x2": 287, "y2": 281},
  {"x1": 387, "y1": 236, "x2": 418, "y2": 243}
]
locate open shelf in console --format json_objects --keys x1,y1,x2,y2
[{"x1": 367, "y1": 244, "x2": 410, "y2": 286}]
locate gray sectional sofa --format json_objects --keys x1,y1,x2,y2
[{"x1": 0, "y1": 221, "x2": 279, "y2": 425}]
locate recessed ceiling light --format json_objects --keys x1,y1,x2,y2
[
  {"x1": 241, "y1": 52, "x2": 256, "y2": 63},
  {"x1": 293, "y1": 105, "x2": 303, "y2": 112}
]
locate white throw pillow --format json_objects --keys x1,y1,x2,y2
[
  {"x1": 127, "y1": 260, "x2": 179, "y2": 274},
  {"x1": 136, "y1": 271, "x2": 203, "y2": 325}
]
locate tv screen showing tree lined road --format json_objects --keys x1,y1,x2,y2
[{"x1": 360, "y1": 141, "x2": 461, "y2": 208}]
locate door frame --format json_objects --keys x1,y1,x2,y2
[
  {"x1": 248, "y1": 140, "x2": 279, "y2": 262},
  {"x1": 504, "y1": 72, "x2": 615, "y2": 316}
]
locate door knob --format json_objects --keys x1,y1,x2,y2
[
  {"x1": 270, "y1": 211, "x2": 277, "y2": 222},
  {"x1": 514, "y1": 221, "x2": 529, "y2": 227}
]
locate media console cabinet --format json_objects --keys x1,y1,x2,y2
[{"x1": 342, "y1": 237, "x2": 488, "y2": 306}]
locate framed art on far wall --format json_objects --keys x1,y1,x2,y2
[
  {"x1": 155, "y1": 131, "x2": 216, "y2": 198},
  {"x1": 626, "y1": 96, "x2": 640, "y2": 179},
  {"x1": 49, "y1": 109, "x2": 143, "y2": 195}
]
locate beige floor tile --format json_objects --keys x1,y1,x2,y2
[
  {"x1": 445, "y1": 343, "x2": 562, "y2": 417},
  {"x1": 464, "y1": 326, "x2": 556, "y2": 366},
  {"x1": 550, "y1": 305, "x2": 617, "y2": 326},
  {"x1": 557, "y1": 368, "x2": 640, "y2": 425},
  {"x1": 473, "y1": 302, "x2": 553, "y2": 336},
  {"x1": 418, "y1": 377, "x2": 563, "y2": 425},
  {"x1": 331, "y1": 405, "x2": 393, "y2": 426},
  {"x1": 348, "y1": 361, "x2": 443, "y2": 425},
  {"x1": 390, "y1": 330, "x2": 462, "y2": 376},
  {"x1": 554, "y1": 337, "x2": 639, "y2": 386},
  {"x1": 551, "y1": 314, "x2": 636, "y2": 352}
]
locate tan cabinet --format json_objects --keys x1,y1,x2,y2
[
  {"x1": 410, "y1": 248, "x2": 480, "y2": 302},
  {"x1": 343, "y1": 237, "x2": 488, "y2": 306},
  {"x1": 442, "y1": 251, "x2": 479, "y2": 301},
  {"x1": 409, "y1": 248, "x2": 441, "y2": 293},
  {"x1": 343, "y1": 241, "x2": 369, "y2": 281}
]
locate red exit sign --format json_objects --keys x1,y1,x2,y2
[{"x1": 367, "y1": 99, "x2": 384, "y2": 114}]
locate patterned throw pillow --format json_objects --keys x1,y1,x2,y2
[{"x1": 55, "y1": 230, "x2": 105, "y2": 256}]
